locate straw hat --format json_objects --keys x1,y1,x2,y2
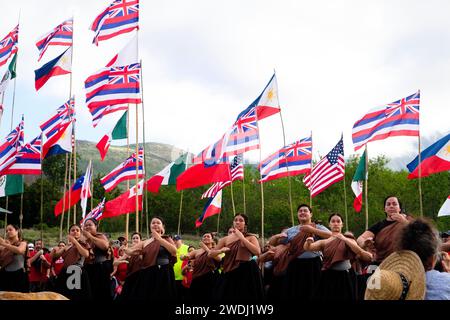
[{"x1": 365, "y1": 250, "x2": 426, "y2": 300}]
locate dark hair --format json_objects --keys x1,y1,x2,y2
[
  {"x1": 383, "y1": 196, "x2": 403, "y2": 212},
  {"x1": 84, "y1": 218, "x2": 99, "y2": 227},
  {"x1": 131, "y1": 232, "x2": 142, "y2": 240},
  {"x1": 396, "y1": 218, "x2": 441, "y2": 270},
  {"x1": 234, "y1": 213, "x2": 249, "y2": 225},
  {"x1": 35, "y1": 239, "x2": 43, "y2": 245},
  {"x1": 328, "y1": 213, "x2": 344, "y2": 223},
  {"x1": 297, "y1": 204, "x2": 312, "y2": 213},
  {"x1": 69, "y1": 224, "x2": 81, "y2": 232},
  {"x1": 188, "y1": 245, "x2": 195, "y2": 251},
  {"x1": 7, "y1": 224, "x2": 22, "y2": 241},
  {"x1": 58, "y1": 241, "x2": 66, "y2": 246}
]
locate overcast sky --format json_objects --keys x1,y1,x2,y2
[{"x1": 0, "y1": 0, "x2": 449, "y2": 168}]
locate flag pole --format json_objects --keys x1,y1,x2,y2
[
  {"x1": 4, "y1": 198, "x2": 8, "y2": 237},
  {"x1": 343, "y1": 167, "x2": 349, "y2": 233},
  {"x1": 255, "y1": 121, "x2": 265, "y2": 244},
  {"x1": 135, "y1": 102, "x2": 139, "y2": 233},
  {"x1": 364, "y1": 145, "x2": 369, "y2": 230},
  {"x1": 242, "y1": 162, "x2": 246, "y2": 215},
  {"x1": 72, "y1": 127, "x2": 77, "y2": 225},
  {"x1": 125, "y1": 105, "x2": 130, "y2": 241},
  {"x1": 139, "y1": 59, "x2": 149, "y2": 238},
  {"x1": 19, "y1": 194, "x2": 23, "y2": 229},
  {"x1": 177, "y1": 152, "x2": 189, "y2": 235},
  {"x1": 90, "y1": 163, "x2": 94, "y2": 211},
  {"x1": 230, "y1": 181, "x2": 236, "y2": 216},
  {"x1": 60, "y1": 152, "x2": 68, "y2": 239},
  {"x1": 418, "y1": 135, "x2": 423, "y2": 217},
  {"x1": 309, "y1": 131, "x2": 313, "y2": 208},
  {"x1": 66, "y1": 151, "x2": 72, "y2": 233}
]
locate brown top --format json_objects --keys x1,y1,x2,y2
[
  {"x1": 192, "y1": 250, "x2": 218, "y2": 280},
  {"x1": 272, "y1": 223, "x2": 316, "y2": 276},
  {"x1": 222, "y1": 238, "x2": 253, "y2": 273},
  {"x1": 321, "y1": 237, "x2": 356, "y2": 271},
  {"x1": 61, "y1": 240, "x2": 91, "y2": 269},
  {"x1": 141, "y1": 240, "x2": 161, "y2": 268},
  {"x1": 127, "y1": 254, "x2": 142, "y2": 276},
  {"x1": 0, "y1": 240, "x2": 21, "y2": 268},
  {"x1": 374, "y1": 219, "x2": 409, "y2": 263}
]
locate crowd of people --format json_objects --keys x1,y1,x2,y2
[{"x1": 0, "y1": 195, "x2": 449, "y2": 301}]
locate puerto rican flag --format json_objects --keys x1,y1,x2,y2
[
  {"x1": 0, "y1": 116, "x2": 24, "y2": 174},
  {"x1": 352, "y1": 91, "x2": 420, "y2": 151},
  {"x1": 100, "y1": 148, "x2": 144, "y2": 192},
  {"x1": 90, "y1": 0, "x2": 139, "y2": 46},
  {"x1": 1, "y1": 135, "x2": 42, "y2": 175},
  {"x1": 0, "y1": 25, "x2": 19, "y2": 67},
  {"x1": 85, "y1": 63, "x2": 141, "y2": 112},
  {"x1": 36, "y1": 18, "x2": 73, "y2": 61}
]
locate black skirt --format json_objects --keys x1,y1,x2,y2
[
  {"x1": 133, "y1": 264, "x2": 177, "y2": 301},
  {"x1": 0, "y1": 268, "x2": 29, "y2": 292},
  {"x1": 314, "y1": 269, "x2": 356, "y2": 301},
  {"x1": 55, "y1": 266, "x2": 92, "y2": 300},
  {"x1": 213, "y1": 260, "x2": 264, "y2": 302},
  {"x1": 188, "y1": 271, "x2": 219, "y2": 303},
  {"x1": 266, "y1": 273, "x2": 286, "y2": 302},
  {"x1": 84, "y1": 260, "x2": 113, "y2": 301},
  {"x1": 117, "y1": 270, "x2": 141, "y2": 301},
  {"x1": 282, "y1": 256, "x2": 322, "y2": 301}
]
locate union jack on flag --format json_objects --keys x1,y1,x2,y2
[
  {"x1": 36, "y1": 18, "x2": 73, "y2": 61},
  {"x1": 259, "y1": 136, "x2": 312, "y2": 183},
  {"x1": 2, "y1": 135, "x2": 42, "y2": 175},
  {"x1": 352, "y1": 91, "x2": 420, "y2": 151},
  {"x1": 40, "y1": 97, "x2": 75, "y2": 138},
  {"x1": 90, "y1": 0, "x2": 139, "y2": 46},
  {"x1": 90, "y1": 104, "x2": 128, "y2": 127},
  {"x1": 201, "y1": 154, "x2": 244, "y2": 199},
  {"x1": 0, "y1": 115, "x2": 24, "y2": 174},
  {"x1": 101, "y1": 148, "x2": 144, "y2": 192},
  {"x1": 85, "y1": 63, "x2": 141, "y2": 112},
  {"x1": 81, "y1": 198, "x2": 105, "y2": 225},
  {"x1": 0, "y1": 24, "x2": 19, "y2": 67}
]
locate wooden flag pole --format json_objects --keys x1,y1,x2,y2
[
  {"x1": 343, "y1": 166, "x2": 349, "y2": 233},
  {"x1": 418, "y1": 135, "x2": 424, "y2": 217},
  {"x1": 364, "y1": 145, "x2": 369, "y2": 230},
  {"x1": 125, "y1": 105, "x2": 130, "y2": 241},
  {"x1": 309, "y1": 131, "x2": 313, "y2": 208},
  {"x1": 135, "y1": 102, "x2": 140, "y2": 233},
  {"x1": 19, "y1": 193, "x2": 23, "y2": 230},
  {"x1": 139, "y1": 59, "x2": 149, "y2": 239},
  {"x1": 60, "y1": 153, "x2": 69, "y2": 239},
  {"x1": 255, "y1": 121, "x2": 265, "y2": 244},
  {"x1": 72, "y1": 124, "x2": 77, "y2": 225},
  {"x1": 66, "y1": 152, "x2": 72, "y2": 233},
  {"x1": 90, "y1": 164, "x2": 94, "y2": 211},
  {"x1": 242, "y1": 165, "x2": 247, "y2": 215},
  {"x1": 230, "y1": 181, "x2": 236, "y2": 216},
  {"x1": 177, "y1": 152, "x2": 189, "y2": 235},
  {"x1": 4, "y1": 198, "x2": 8, "y2": 237}
]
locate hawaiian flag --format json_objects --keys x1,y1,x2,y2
[
  {"x1": 85, "y1": 63, "x2": 141, "y2": 112},
  {"x1": 0, "y1": 116, "x2": 24, "y2": 174},
  {"x1": 0, "y1": 25, "x2": 19, "y2": 67},
  {"x1": 259, "y1": 136, "x2": 312, "y2": 183},
  {"x1": 90, "y1": 0, "x2": 139, "y2": 46},
  {"x1": 40, "y1": 98, "x2": 75, "y2": 138},
  {"x1": 196, "y1": 190, "x2": 222, "y2": 228},
  {"x1": 36, "y1": 18, "x2": 73, "y2": 61},
  {"x1": 81, "y1": 198, "x2": 105, "y2": 225},
  {"x1": 101, "y1": 148, "x2": 144, "y2": 192},
  {"x1": 90, "y1": 104, "x2": 128, "y2": 127},
  {"x1": 202, "y1": 155, "x2": 244, "y2": 199},
  {"x1": 352, "y1": 91, "x2": 420, "y2": 151},
  {"x1": 54, "y1": 174, "x2": 87, "y2": 216},
  {"x1": 303, "y1": 136, "x2": 345, "y2": 198},
  {"x1": 2, "y1": 135, "x2": 42, "y2": 175}
]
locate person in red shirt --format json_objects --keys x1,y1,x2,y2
[
  {"x1": 27, "y1": 239, "x2": 51, "y2": 292},
  {"x1": 47, "y1": 241, "x2": 66, "y2": 290}
]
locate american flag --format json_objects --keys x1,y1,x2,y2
[
  {"x1": 0, "y1": 24, "x2": 19, "y2": 67},
  {"x1": 303, "y1": 137, "x2": 344, "y2": 197},
  {"x1": 81, "y1": 198, "x2": 105, "y2": 225},
  {"x1": 101, "y1": 148, "x2": 144, "y2": 192},
  {"x1": 352, "y1": 91, "x2": 420, "y2": 151},
  {"x1": 2, "y1": 135, "x2": 42, "y2": 176},
  {"x1": 90, "y1": 0, "x2": 139, "y2": 46},
  {"x1": 36, "y1": 18, "x2": 73, "y2": 61},
  {"x1": 0, "y1": 116, "x2": 24, "y2": 174},
  {"x1": 85, "y1": 63, "x2": 141, "y2": 113},
  {"x1": 260, "y1": 136, "x2": 312, "y2": 183},
  {"x1": 202, "y1": 154, "x2": 244, "y2": 198}
]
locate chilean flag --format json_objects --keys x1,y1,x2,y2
[
  {"x1": 54, "y1": 174, "x2": 86, "y2": 216},
  {"x1": 35, "y1": 46, "x2": 72, "y2": 91},
  {"x1": 407, "y1": 133, "x2": 450, "y2": 179},
  {"x1": 195, "y1": 190, "x2": 222, "y2": 228},
  {"x1": 438, "y1": 196, "x2": 450, "y2": 217}
]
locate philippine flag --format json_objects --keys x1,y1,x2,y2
[
  {"x1": 438, "y1": 196, "x2": 450, "y2": 217},
  {"x1": 407, "y1": 133, "x2": 450, "y2": 179},
  {"x1": 35, "y1": 46, "x2": 72, "y2": 91},
  {"x1": 195, "y1": 190, "x2": 222, "y2": 228}
]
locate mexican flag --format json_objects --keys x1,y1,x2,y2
[
  {"x1": 351, "y1": 149, "x2": 367, "y2": 212},
  {"x1": 146, "y1": 153, "x2": 188, "y2": 193},
  {"x1": 0, "y1": 174, "x2": 23, "y2": 197}
]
